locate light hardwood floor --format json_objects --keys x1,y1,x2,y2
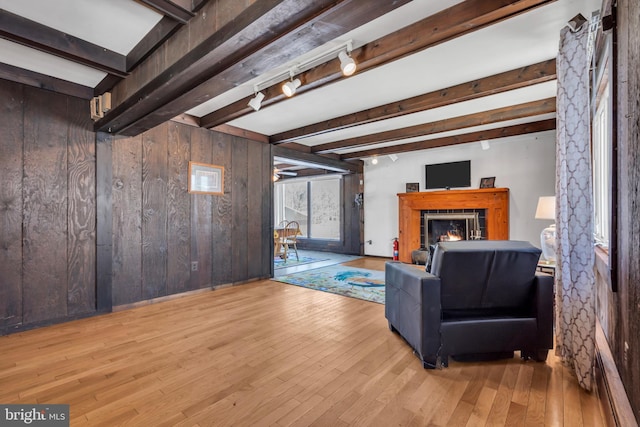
[{"x1": 0, "y1": 258, "x2": 605, "y2": 426}]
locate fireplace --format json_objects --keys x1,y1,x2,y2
[
  {"x1": 397, "y1": 188, "x2": 509, "y2": 263},
  {"x1": 424, "y1": 212, "x2": 481, "y2": 246}
]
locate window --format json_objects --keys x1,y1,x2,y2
[
  {"x1": 274, "y1": 176, "x2": 342, "y2": 240},
  {"x1": 591, "y1": 41, "x2": 612, "y2": 249}
]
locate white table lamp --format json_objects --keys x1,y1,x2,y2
[{"x1": 535, "y1": 196, "x2": 556, "y2": 262}]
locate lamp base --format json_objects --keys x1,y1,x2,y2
[{"x1": 540, "y1": 224, "x2": 556, "y2": 262}]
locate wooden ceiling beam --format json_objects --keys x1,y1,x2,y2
[
  {"x1": 340, "y1": 119, "x2": 556, "y2": 159},
  {"x1": 0, "y1": 62, "x2": 93, "y2": 100},
  {"x1": 97, "y1": 0, "x2": 411, "y2": 136},
  {"x1": 201, "y1": 0, "x2": 556, "y2": 131},
  {"x1": 0, "y1": 9, "x2": 127, "y2": 77},
  {"x1": 273, "y1": 145, "x2": 361, "y2": 174},
  {"x1": 137, "y1": 0, "x2": 195, "y2": 24},
  {"x1": 272, "y1": 58, "x2": 557, "y2": 144},
  {"x1": 95, "y1": 16, "x2": 184, "y2": 96},
  {"x1": 312, "y1": 97, "x2": 556, "y2": 153}
]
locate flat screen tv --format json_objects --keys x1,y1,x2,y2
[{"x1": 425, "y1": 160, "x2": 471, "y2": 190}]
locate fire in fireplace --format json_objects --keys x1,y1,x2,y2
[{"x1": 424, "y1": 212, "x2": 480, "y2": 246}]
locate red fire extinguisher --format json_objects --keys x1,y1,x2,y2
[{"x1": 392, "y1": 237, "x2": 399, "y2": 261}]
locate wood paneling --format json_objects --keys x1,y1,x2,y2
[
  {"x1": 0, "y1": 79, "x2": 272, "y2": 333},
  {"x1": 96, "y1": 132, "x2": 113, "y2": 312},
  {"x1": 142, "y1": 124, "x2": 169, "y2": 299},
  {"x1": 615, "y1": 0, "x2": 640, "y2": 421},
  {"x1": 66, "y1": 95, "x2": 96, "y2": 315},
  {"x1": 397, "y1": 188, "x2": 509, "y2": 263},
  {"x1": 112, "y1": 134, "x2": 143, "y2": 306},
  {"x1": 247, "y1": 140, "x2": 264, "y2": 279},
  {"x1": 343, "y1": 173, "x2": 363, "y2": 255},
  {"x1": 261, "y1": 144, "x2": 273, "y2": 277},
  {"x1": 167, "y1": 122, "x2": 191, "y2": 294},
  {"x1": 0, "y1": 80, "x2": 97, "y2": 333},
  {"x1": 211, "y1": 132, "x2": 232, "y2": 286},
  {"x1": 232, "y1": 138, "x2": 249, "y2": 283},
  {"x1": 0, "y1": 80, "x2": 24, "y2": 328},
  {"x1": 189, "y1": 127, "x2": 213, "y2": 289},
  {"x1": 22, "y1": 87, "x2": 69, "y2": 324}
]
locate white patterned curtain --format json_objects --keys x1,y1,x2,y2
[{"x1": 555, "y1": 24, "x2": 596, "y2": 390}]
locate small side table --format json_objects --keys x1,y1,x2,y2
[{"x1": 537, "y1": 260, "x2": 556, "y2": 277}]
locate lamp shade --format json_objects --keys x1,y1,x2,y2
[
  {"x1": 247, "y1": 91, "x2": 265, "y2": 111},
  {"x1": 282, "y1": 78, "x2": 301, "y2": 97},
  {"x1": 338, "y1": 51, "x2": 357, "y2": 76},
  {"x1": 535, "y1": 196, "x2": 555, "y2": 220}
]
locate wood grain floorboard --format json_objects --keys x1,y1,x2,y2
[{"x1": 0, "y1": 257, "x2": 605, "y2": 426}]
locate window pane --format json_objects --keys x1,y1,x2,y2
[
  {"x1": 282, "y1": 181, "x2": 308, "y2": 237},
  {"x1": 592, "y1": 85, "x2": 610, "y2": 247},
  {"x1": 310, "y1": 178, "x2": 341, "y2": 240}
]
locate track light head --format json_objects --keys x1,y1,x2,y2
[
  {"x1": 338, "y1": 51, "x2": 357, "y2": 76},
  {"x1": 247, "y1": 91, "x2": 265, "y2": 111},
  {"x1": 282, "y1": 78, "x2": 301, "y2": 97}
]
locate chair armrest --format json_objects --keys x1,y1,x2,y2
[
  {"x1": 533, "y1": 272, "x2": 554, "y2": 349},
  {"x1": 385, "y1": 261, "x2": 442, "y2": 359}
]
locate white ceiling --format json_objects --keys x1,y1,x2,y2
[{"x1": 0, "y1": 0, "x2": 601, "y2": 160}]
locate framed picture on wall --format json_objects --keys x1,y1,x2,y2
[
  {"x1": 479, "y1": 176, "x2": 496, "y2": 188},
  {"x1": 188, "y1": 162, "x2": 224, "y2": 195},
  {"x1": 406, "y1": 182, "x2": 420, "y2": 193}
]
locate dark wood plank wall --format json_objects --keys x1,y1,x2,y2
[
  {"x1": 232, "y1": 138, "x2": 249, "y2": 283},
  {"x1": 23, "y1": 87, "x2": 69, "y2": 323},
  {"x1": 0, "y1": 79, "x2": 273, "y2": 333},
  {"x1": 211, "y1": 132, "x2": 233, "y2": 286},
  {"x1": 0, "y1": 79, "x2": 96, "y2": 332},
  {"x1": 110, "y1": 121, "x2": 273, "y2": 306},
  {"x1": 112, "y1": 134, "x2": 143, "y2": 306},
  {"x1": 141, "y1": 124, "x2": 169, "y2": 300},
  {"x1": 167, "y1": 123, "x2": 191, "y2": 295},
  {"x1": 190, "y1": 127, "x2": 213, "y2": 289},
  {"x1": 597, "y1": 0, "x2": 640, "y2": 421},
  {"x1": 67, "y1": 95, "x2": 97, "y2": 315},
  {"x1": 616, "y1": 0, "x2": 640, "y2": 420},
  {"x1": 0, "y1": 79, "x2": 24, "y2": 328}
]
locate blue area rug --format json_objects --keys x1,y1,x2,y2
[
  {"x1": 274, "y1": 254, "x2": 327, "y2": 269},
  {"x1": 274, "y1": 265, "x2": 385, "y2": 304}
]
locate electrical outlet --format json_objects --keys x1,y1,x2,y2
[{"x1": 191, "y1": 261, "x2": 198, "y2": 271}]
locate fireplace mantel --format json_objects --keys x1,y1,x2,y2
[{"x1": 397, "y1": 188, "x2": 509, "y2": 263}]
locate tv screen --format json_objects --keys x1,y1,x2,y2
[{"x1": 425, "y1": 160, "x2": 471, "y2": 190}]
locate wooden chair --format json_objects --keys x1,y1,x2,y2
[
  {"x1": 281, "y1": 221, "x2": 300, "y2": 262},
  {"x1": 274, "y1": 220, "x2": 289, "y2": 257}
]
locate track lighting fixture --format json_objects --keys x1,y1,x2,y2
[
  {"x1": 338, "y1": 50, "x2": 357, "y2": 76},
  {"x1": 247, "y1": 91, "x2": 265, "y2": 111},
  {"x1": 282, "y1": 78, "x2": 301, "y2": 97}
]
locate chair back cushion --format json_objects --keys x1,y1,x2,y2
[{"x1": 430, "y1": 240, "x2": 541, "y2": 311}]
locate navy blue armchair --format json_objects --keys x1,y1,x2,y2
[{"x1": 385, "y1": 240, "x2": 554, "y2": 368}]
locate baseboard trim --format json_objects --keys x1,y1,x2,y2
[
  {"x1": 595, "y1": 320, "x2": 638, "y2": 427},
  {"x1": 112, "y1": 277, "x2": 270, "y2": 312},
  {"x1": 113, "y1": 287, "x2": 214, "y2": 312}
]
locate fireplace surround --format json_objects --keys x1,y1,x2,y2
[{"x1": 397, "y1": 188, "x2": 509, "y2": 263}]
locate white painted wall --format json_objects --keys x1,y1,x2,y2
[{"x1": 363, "y1": 130, "x2": 557, "y2": 257}]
